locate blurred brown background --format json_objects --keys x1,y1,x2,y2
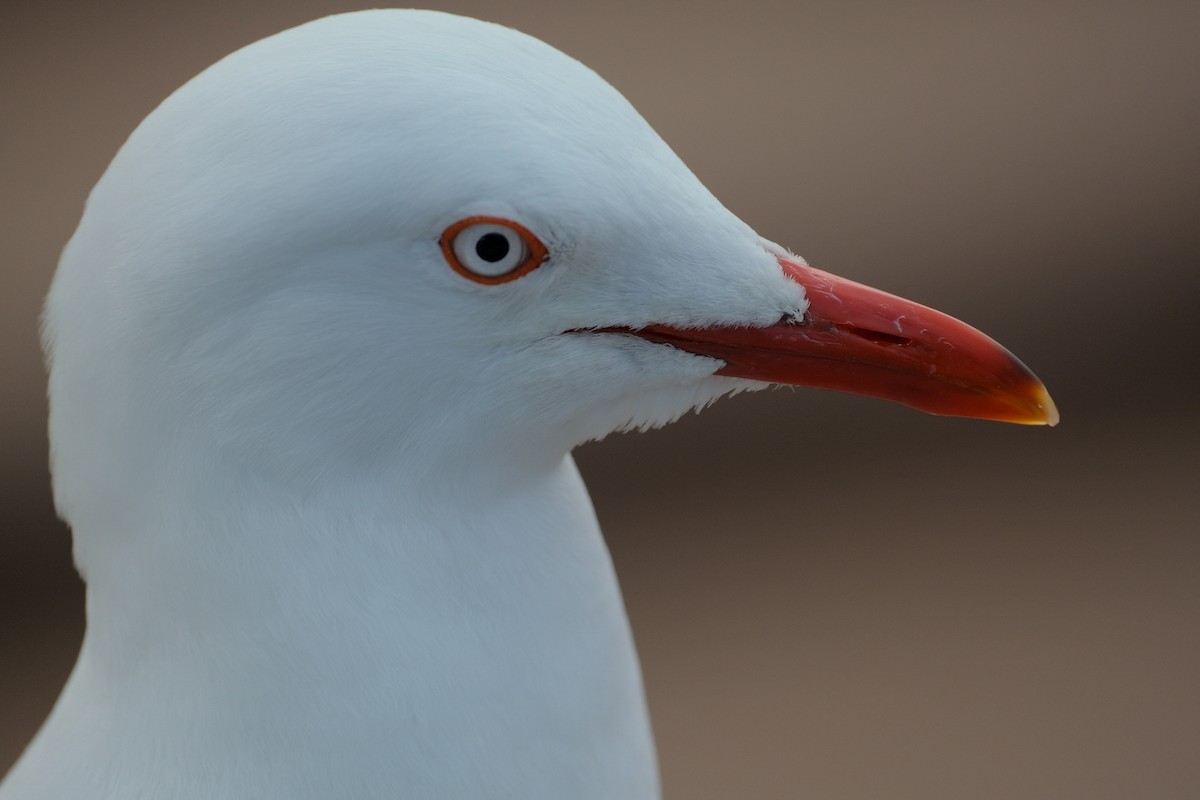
[{"x1": 2, "y1": 1, "x2": 1198, "y2": 797}]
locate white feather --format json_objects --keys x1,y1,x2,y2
[{"x1": 8, "y1": 10, "x2": 807, "y2": 799}]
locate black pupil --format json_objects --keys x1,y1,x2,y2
[{"x1": 475, "y1": 233, "x2": 511, "y2": 263}]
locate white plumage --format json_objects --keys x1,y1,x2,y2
[{"x1": 4, "y1": 10, "x2": 1054, "y2": 799}]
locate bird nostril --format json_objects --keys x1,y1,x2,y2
[{"x1": 844, "y1": 326, "x2": 912, "y2": 347}]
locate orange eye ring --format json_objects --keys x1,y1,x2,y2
[{"x1": 439, "y1": 216, "x2": 549, "y2": 285}]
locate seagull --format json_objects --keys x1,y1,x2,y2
[{"x1": 3, "y1": 10, "x2": 1056, "y2": 799}]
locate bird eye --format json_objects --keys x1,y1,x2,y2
[{"x1": 440, "y1": 217, "x2": 548, "y2": 284}]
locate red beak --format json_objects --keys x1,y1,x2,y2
[{"x1": 622, "y1": 256, "x2": 1058, "y2": 425}]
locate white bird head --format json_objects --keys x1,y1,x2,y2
[
  {"x1": 43, "y1": 8, "x2": 1058, "y2": 575},
  {"x1": 47, "y1": 12, "x2": 800, "y2": 496},
  {"x1": 46, "y1": 11, "x2": 1053, "y2": 507},
  {"x1": 21, "y1": 11, "x2": 1062, "y2": 798}
]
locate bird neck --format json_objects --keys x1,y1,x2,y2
[{"x1": 44, "y1": 452, "x2": 660, "y2": 798}]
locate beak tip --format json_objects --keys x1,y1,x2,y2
[
  {"x1": 1023, "y1": 383, "x2": 1060, "y2": 427},
  {"x1": 1040, "y1": 391, "x2": 1061, "y2": 427}
]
